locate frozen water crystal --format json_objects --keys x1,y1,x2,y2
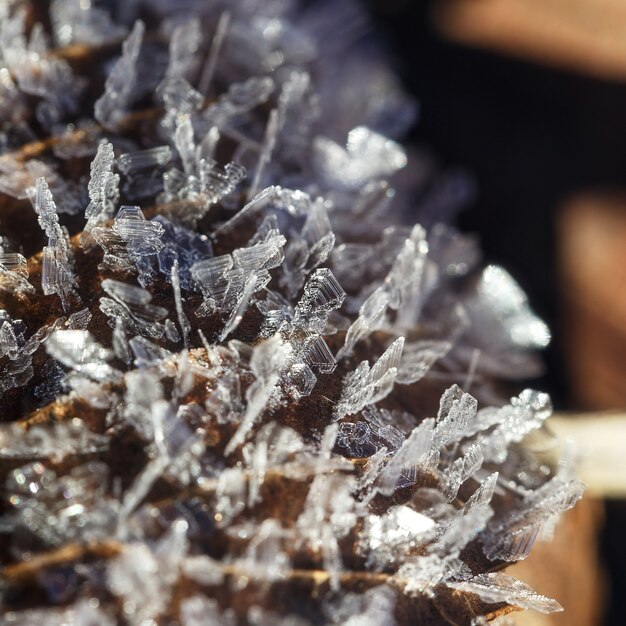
[
  {"x1": 51, "y1": 0, "x2": 127, "y2": 46},
  {"x1": 30, "y1": 177, "x2": 76, "y2": 309},
  {"x1": 117, "y1": 145, "x2": 172, "y2": 175},
  {"x1": 448, "y1": 573, "x2": 563, "y2": 614},
  {"x1": 313, "y1": 126, "x2": 407, "y2": 190},
  {"x1": 335, "y1": 337, "x2": 404, "y2": 419},
  {"x1": 85, "y1": 141, "x2": 120, "y2": 232},
  {"x1": 95, "y1": 20, "x2": 145, "y2": 130},
  {"x1": 46, "y1": 330, "x2": 120, "y2": 382},
  {"x1": 376, "y1": 418, "x2": 435, "y2": 496},
  {"x1": 225, "y1": 334, "x2": 293, "y2": 454}
]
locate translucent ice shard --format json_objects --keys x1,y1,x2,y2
[
  {"x1": 107, "y1": 521, "x2": 188, "y2": 626},
  {"x1": 164, "y1": 17, "x2": 202, "y2": 83},
  {"x1": 292, "y1": 268, "x2": 346, "y2": 333},
  {"x1": 396, "y1": 554, "x2": 462, "y2": 598},
  {"x1": 397, "y1": 340, "x2": 451, "y2": 385},
  {"x1": 478, "y1": 265, "x2": 551, "y2": 350},
  {"x1": 338, "y1": 226, "x2": 431, "y2": 358},
  {"x1": 443, "y1": 444, "x2": 484, "y2": 502},
  {"x1": 474, "y1": 389, "x2": 552, "y2": 463},
  {"x1": 118, "y1": 146, "x2": 172, "y2": 175},
  {"x1": 225, "y1": 334, "x2": 293, "y2": 454},
  {"x1": 155, "y1": 216, "x2": 213, "y2": 290},
  {"x1": 192, "y1": 230, "x2": 284, "y2": 327},
  {"x1": 198, "y1": 11, "x2": 231, "y2": 94},
  {"x1": 335, "y1": 337, "x2": 404, "y2": 419},
  {"x1": 110, "y1": 205, "x2": 164, "y2": 285},
  {"x1": 46, "y1": 330, "x2": 120, "y2": 382},
  {"x1": 484, "y1": 471, "x2": 584, "y2": 562},
  {"x1": 84, "y1": 141, "x2": 119, "y2": 233},
  {"x1": 447, "y1": 573, "x2": 563, "y2": 614},
  {"x1": 50, "y1": 0, "x2": 127, "y2": 46},
  {"x1": 376, "y1": 418, "x2": 435, "y2": 496},
  {"x1": 313, "y1": 126, "x2": 407, "y2": 190},
  {"x1": 363, "y1": 505, "x2": 435, "y2": 568},
  {"x1": 30, "y1": 177, "x2": 76, "y2": 310},
  {"x1": 100, "y1": 278, "x2": 168, "y2": 340},
  {"x1": 434, "y1": 385, "x2": 478, "y2": 449},
  {"x1": 248, "y1": 108, "x2": 278, "y2": 200},
  {"x1": 280, "y1": 201, "x2": 336, "y2": 299},
  {"x1": 203, "y1": 76, "x2": 275, "y2": 129},
  {"x1": 95, "y1": 20, "x2": 145, "y2": 130}
]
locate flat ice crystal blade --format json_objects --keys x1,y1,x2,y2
[
  {"x1": 448, "y1": 573, "x2": 562, "y2": 614},
  {"x1": 118, "y1": 146, "x2": 172, "y2": 175},
  {"x1": 376, "y1": 418, "x2": 434, "y2": 496},
  {"x1": 335, "y1": 337, "x2": 404, "y2": 419},
  {"x1": 95, "y1": 20, "x2": 145, "y2": 130}
]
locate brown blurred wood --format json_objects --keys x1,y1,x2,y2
[
  {"x1": 558, "y1": 193, "x2": 626, "y2": 410},
  {"x1": 433, "y1": 0, "x2": 626, "y2": 81}
]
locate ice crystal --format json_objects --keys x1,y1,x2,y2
[
  {"x1": 336, "y1": 337, "x2": 404, "y2": 419},
  {"x1": 30, "y1": 177, "x2": 76, "y2": 309},
  {"x1": 95, "y1": 20, "x2": 145, "y2": 130}
]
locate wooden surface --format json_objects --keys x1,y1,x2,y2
[
  {"x1": 433, "y1": 0, "x2": 626, "y2": 81},
  {"x1": 558, "y1": 194, "x2": 626, "y2": 410}
]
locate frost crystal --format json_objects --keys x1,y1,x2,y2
[
  {"x1": 84, "y1": 141, "x2": 119, "y2": 233},
  {"x1": 95, "y1": 20, "x2": 145, "y2": 130},
  {"x1": 335, "y1": 337, "x2": 404, "y2": 419},
  {"x1": 30, "y1": 177, "x2": 76, "y2": 310}
]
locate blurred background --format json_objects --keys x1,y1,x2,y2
[{"x1": 360, "y1": 1, "x2": 626, "y2": 624}]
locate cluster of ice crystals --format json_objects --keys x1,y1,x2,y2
[
  {"x1": 0, "y1": 2, "x2": 582, "y2": 625},
  {"x1": 0, "y1": 9, "x2": 85, "y2": 129},
  {"x1": 335, "y1": 337, "x2": 404, "y2": 419}
]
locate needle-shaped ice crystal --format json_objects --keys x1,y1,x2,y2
[
  {"x1": 448, "y1": 573, "x2": 563, "y2": 614},
  {"x1": 84, "y1": 141, "x2": 119, "y2": 233},
  {"x1": 95, "y1": 20, "x2": 145, "y2": 130},
  {"x1": 225, "y1": 335, "x2": 293, "y2": 454}
]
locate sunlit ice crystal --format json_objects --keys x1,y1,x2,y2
[
  {"x1": 335, "y1": 337, "x2": 404, "y2": 419},
  {"x1": 107, "y1": 521, "x2": 189, "y2": 626},
  {"x1": 313, "y1": 126, "x2": 407, "y2": 191},
  {"x1": 376, "y1": 418, "x2": 435, "y2": 496},
  {"x1": 280, "y1": 202, "x2": 336, "y2": 300},
  {"x1": 118, "y1": 145, "x2": 172, "y2": 175},
  {"x1": 95, "y1": 19, "x2": 145, "y2": 130},
  {"x1": 100, "y1": 278, "x2": 168, "y2": 340},
  {"x1": 362, "y1": 505, "x2": 436, "y2": 568},
  {"x1": 225, "y1": 334, "x2": 293, "y2": 455},
  {"x1": 46, "y1": 330, "x2": 120, "y2": 383},
  {"x1": 85, "y1": 141, "x2": 120, "y2": 231},
  {"x1": 448, "y1": 573, "x2": 563, "y2": 614}
]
